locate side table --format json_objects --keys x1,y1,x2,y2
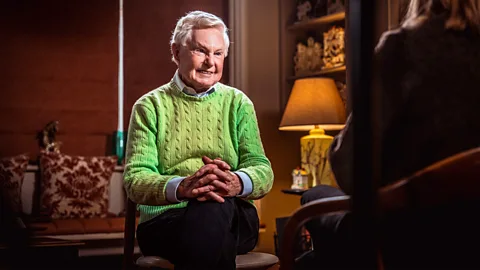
[{"x1": 281, "y1": 188, "x2": 308, "y2": 196}]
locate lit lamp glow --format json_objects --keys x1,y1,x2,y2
[{"x1": 279, "y1": 78, "x2": 346, "y2": 188}]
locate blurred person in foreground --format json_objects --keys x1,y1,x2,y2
[{"x1": 298, "y1": 0, "x2": 480, "y2": 269}]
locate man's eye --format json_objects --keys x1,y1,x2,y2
[
  {"x1": 194, "y1": 48, "x2": 205, "y2": 54},
  {"x1": 214, "y1": 52, "x2": 224, "y2": 57}
]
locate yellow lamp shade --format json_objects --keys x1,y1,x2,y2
[{"x1": 279, "y1": 78, "x2": 346, "y2": 131}]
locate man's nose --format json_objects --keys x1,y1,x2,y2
[{"x1": 204, "y1": 54, "x2": 215, "y2": 66}]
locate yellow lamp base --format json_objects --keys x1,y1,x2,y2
[{"x1": 300, "y1": 126, "x2": 336, "y2": 187}]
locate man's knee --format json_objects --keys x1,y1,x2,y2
[
  {"x1": 179, "y1": 198, "x2": 238, "y2": 266},
  {"x1": 186, "y1": 198, "x2": 236, "y2": 223},
  {"x1": 301, "y1": 185, "x2": 345, "y2": 205},
  {"x1": 188, "y1": 197, "x2": 235, "y2": 209}
]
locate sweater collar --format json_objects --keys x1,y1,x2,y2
[{"x1": 173, "y1": 70, "x2": 216, "y2": 98}]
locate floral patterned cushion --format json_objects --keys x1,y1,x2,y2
[
  {"x1": 39, "y1": 152, "x2": 117, "y2": 219},
  {"x1": 0, "y1": 154, "x2": 29, "y2": 215}
]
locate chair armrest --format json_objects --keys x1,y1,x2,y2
[{"x1": 280, "y1": 195, "x2": 351, "y2": 270}]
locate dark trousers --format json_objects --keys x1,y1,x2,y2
[{"x1": 136, "y1": 198, "x2": 259, "y2": 270}]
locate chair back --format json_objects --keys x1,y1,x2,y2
[
  {"x1": 377, "y1": 147, "x2": 480, "y2": 269},
  {"x1": 280, "y1": 147, "x2": 480, "y2": 270},
  {"x1": 123, "y1": 198, "x2": 137, "y2": 270},
  {"x1": 379, "y1": 147, "x2": 480, "y2": 212}
]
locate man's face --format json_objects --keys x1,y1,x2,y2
[{"x1": 173, "y1": 27, "x2": 226, "y2": 92}]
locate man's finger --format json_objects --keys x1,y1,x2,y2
[
  {"x1": 211, "y1": 158, "x2": 231, "y2": 170},
  {"x1": 211, "y1": 168, "x2": 235, "y2": 182},
  {"x1": 195, "y1": 173, "x2": 220, "y2": 187},
  {"x1": 197, "y1": 191, "x2": 225, "y2": 203},
  {"x1": 202, "y1": 156, "x2": 213, "y2": 164},
  {"x1": 206, "y1": 191, "x2": 225, "y2": 203},
  {"x1": 203, "y1": 156, "x2": 231, "y2": 170},
  {"x1": 195, "y1": 163, "x2": 218, "y2": 177},
  {"x1": 192, "y1": 184, "x2": 215, "y2": 195},
  {"x1": 197, "y1": 195, "x2": 208, "y2": 202},
  {"x1": 209, "y1": 179, "x2": 229, "y2": 193}
]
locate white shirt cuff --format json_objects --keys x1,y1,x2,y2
[
  {"x1": 166, "y1": 177, "x2": 185, "y2": 203},
  {"x1": 235, "y1": 171, "x2": 253, "y2": 198}
]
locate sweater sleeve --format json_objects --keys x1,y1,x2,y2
[
  {"x1": 123, "y1": 103, "x2": 180, "y2": 206},
  {"x1": 235, "y1": 97, "x2": 274, "y2": 200}
]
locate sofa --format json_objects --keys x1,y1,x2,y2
[{"x1": 1, "y1": 152, "x2": 139, "y2": 257}]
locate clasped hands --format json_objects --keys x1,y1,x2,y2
[{"x1": 176, "y1": 156, "x2": 243, "y2": 203}]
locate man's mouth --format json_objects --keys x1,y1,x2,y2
[{"x1": 198, "y1": 70, "x2": 214, "y2": 75}]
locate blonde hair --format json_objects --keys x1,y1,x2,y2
[
  {"x1": 402, "y1": 0, "x2": 480, "y2": 32},
  {"x1": 170, "y1": 10, "x2": 230, "y2": 64}
]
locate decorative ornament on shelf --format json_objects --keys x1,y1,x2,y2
[
  {"x1": 335, "y1": 81, "x2": 348, "y2": 109},
  {"x1": 322, "y1": 26, "x2": 345, "y2": 69},
  {"x1": 295, "y1": 0, "x2": 329, "y2": 22},
  {"x1": 296, "y1": 0, "x2": 312, "y2": 22},
  {"x1": 294, "y1": 37, "x2": 323, "y2": 76},
  {"x1": 327, "y1": 0, "x2": 345, "y2": 15},
  {"x1": 291, "y1": 167, "x2": 309, "y2": 190},
  {"x1": 37, "y1": 121, "x2": 62, "y2": 153}
]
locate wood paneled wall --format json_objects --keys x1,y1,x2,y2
[
  {"x1": 0, "y1": 0, "x2": 119, "y2": 158},
  {"x1": 0, "y1": 0, "x2": 228, "y2": 159}
]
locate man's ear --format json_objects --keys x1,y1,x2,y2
[{"x1": 171, "y1": 43, "x2": 180, "y2": 62}]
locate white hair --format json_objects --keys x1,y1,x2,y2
[{"x1": 170, "y1": 10, "x2": 230, "y2": 64}]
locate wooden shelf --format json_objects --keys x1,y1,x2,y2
[
  {"x1": 279, "y1": 3, "x2": 348, "y2": 111},
  {"x1": 288, "y1": 65, "x2": 346, "y2": 81},
  {"x1": 287, "y1": 12, "x2": 345, "y2": 31}
]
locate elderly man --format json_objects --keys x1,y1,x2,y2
[{"x1": 123, "y1": 10, "x2": 274, "y2": 270}]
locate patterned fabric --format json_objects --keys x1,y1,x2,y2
[
  {"x1": 0, "y1": 154, "x2": 29, "y2": 215},
  {"x1": 39, "y1": 152, "x2": 117, "y2": 219},
  {"x1": 124, "y1": 79, "x2": 274, "y2": 224}
]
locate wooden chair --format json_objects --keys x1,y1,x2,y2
[
  {"x1": 123, "y1": 198, "x2": 279, "y2": 270},
  {"x1": 279, "y1": 147, "x2": 480, "y2": 270}
]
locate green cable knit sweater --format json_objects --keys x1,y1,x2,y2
[{"x1": 124, "y1": 80, "x2": 274, "y2": 224}]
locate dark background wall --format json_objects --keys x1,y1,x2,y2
[
  {"x1": 0, "y1": 0, "x2": 227, "y2": 159},
  {"x1": 124, "y1": 0, "x2": 229, "y2": 140}
]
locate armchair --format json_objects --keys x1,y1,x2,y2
[{"x1": 280, "y1": 147, "x2": 480, "y2": 270}]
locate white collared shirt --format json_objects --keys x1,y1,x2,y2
[{"x1": 173, "y1": 70, "x2": 216, "y2": 97}]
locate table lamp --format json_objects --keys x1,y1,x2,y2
[{"x1": 279, "y1": 78, "x2": 346, "y2": 187}]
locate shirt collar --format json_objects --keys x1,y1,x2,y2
[{"x1": 173, "y1": 70, "x2": 216, "y2": 97}]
